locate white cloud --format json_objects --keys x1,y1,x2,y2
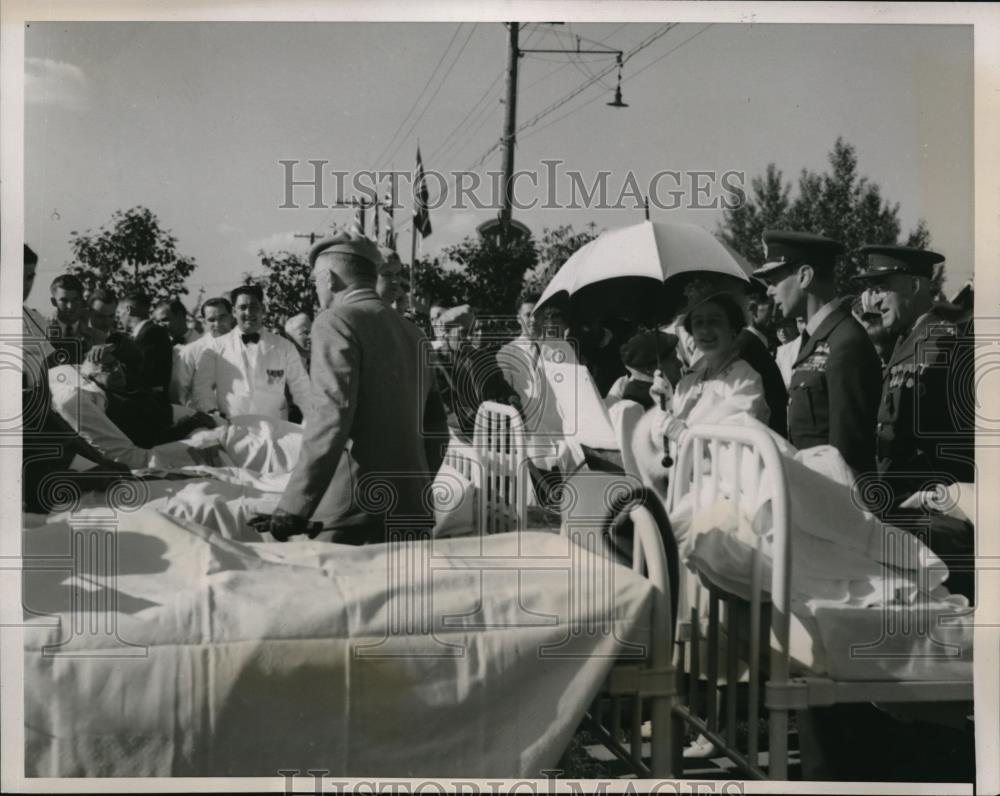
[{"x1": 25, "y1": 57, "x2": 89, "y2": 110}]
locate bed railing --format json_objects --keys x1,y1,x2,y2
[
  {"x1": 574, "y1": 488, "x2": 677, "y2": 777},
  {"x1": 667, "y1": 423, "x2": 793, "y2": 779}
]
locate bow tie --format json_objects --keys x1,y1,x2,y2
[{"x1": 242, "y1": 333, "x2": 261, "y2": 345}]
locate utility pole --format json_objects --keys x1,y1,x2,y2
[
  {"x1": 497, "y1": 23, "x2": 626, "y2": 236},
  {"x1": 500, "y1": 22, "x2": 520, "y2": 233}
]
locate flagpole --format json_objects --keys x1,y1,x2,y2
[{"x1": 410, "y1": 219, "x2": 418, "y2": 294}]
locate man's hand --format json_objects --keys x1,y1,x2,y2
[
  {"x1": 174, "y1": 411, "x2": 217, "y2": 436},
  {"x1": 248, "y1": 509, "x2": 318, "y2": 542}
]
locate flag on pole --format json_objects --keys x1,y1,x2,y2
[
  {"x1": 373, "y1": 198, "x2": 381, "y2": 242},
  {"x1": 413, "y1": 146, "x2": 432, "y2": 238}
]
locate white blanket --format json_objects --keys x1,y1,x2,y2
[
  {"x1": 23, "y1": 509, "x2": 655, "y2": 777},
  {"x1": 669, "y1": 419, "x2": 973, "y2": 681}
]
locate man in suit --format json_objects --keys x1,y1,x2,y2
[
  {"x1": 265, "y1": 230, "x2": 448, "y2": 544},
  {"x1": 153, "y1": 298, "x2": 199, "y2": 346},
  {"x1": 736, "y1": 285, "x2": 788, "y2": 438},
  {"x1": 47, "y1": 274, "x2": 106, "y2": 365},
  {"x1": 433, "y1": 304, "x2": 514, "y2": 438},
  {"x1": 192, "y1": 284, "x2": 312, "y2": 422},
  {"x1": 88, "y1": 288, "x2": 118, "y2": 336},
  {"x1": 116, "y1": 290, "x2": 174, "y2": 395},
  {"x1": 754, "y1": 230, "x2": 882, "y2": 476},
  {"x1": 855, "y1": 244, "x2": 975, "y2": 599}
]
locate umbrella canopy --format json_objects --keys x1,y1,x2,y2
[{"x1": 537, "y1": 220, "x2": 753, "y2": 323}]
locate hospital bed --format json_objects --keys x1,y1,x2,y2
[
  {"x1": 664, "y1": 423, "x2": 975, "y2": 779},
  {"x1": 439, "y1": 400, "x2": 682, "y2": 776},
  {"x1": 22, "y1": 410, "x2": 680, "y2": 778}
]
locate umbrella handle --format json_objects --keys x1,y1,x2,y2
[{"x1": 659, "y1": 391, "x2": 674, "y2": 468}]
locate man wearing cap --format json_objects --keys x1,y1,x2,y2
[
  {"x1": 855, "y1": 244, "x2": 975, "y2": 598},
  {"x1": 192, "y1": 284, "x2": 312, "y2": 422},
  {"x1": 265, "y1": 230, "x2": 448, "y2": 543},
  {"x1": 755, "y1": 230, "x2": 882, "y2": 476}
]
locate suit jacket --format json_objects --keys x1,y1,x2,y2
[
  {"x1": 277, "y1": 289, "x2": 448, "y2": 535},
  {"x1": 788, "y1": 303, "x2": 882, "y2": 477},
  {"x1": 876, "y1": 308, "x2": 974, "y2": 499},
  {"x1": 133, "y1": 320, "x2": 174, "y2": 394},
  {"x1": 736, "y1": 328, "x2": 788, "y2": 438}
]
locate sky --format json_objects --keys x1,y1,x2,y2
[{"x1": 23, "y1": 20, "x2": 973, "y2": 313}]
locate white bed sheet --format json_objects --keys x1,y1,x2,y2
[
  {"x1": 669, "y1": 421, "x2": 973, "y2": 682},
  {"x1": 23, "y1": 509, "x2": 655, "y2": 777}
]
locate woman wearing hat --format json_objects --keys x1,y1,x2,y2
[
  {"x1": 631, "y1": 287, "x2": 769, "y2": 497},
  {"x1": 657, "y1": 289, "x2": 768, "y2": 438}
]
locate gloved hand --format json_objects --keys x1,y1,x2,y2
[
  {"x1": 248, "y1": 509, "x2": 320, "y2": 542},
  {"x1": 659, "y1": 415, "x2": 687, "y2": 442},
  {"x1": 649, "y1": 369, "x2": 674, "y2": 409}
]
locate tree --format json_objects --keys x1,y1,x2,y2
[
  {"x1": 445, "y1": 230, "x2": 539, "y2": 314},
  {"x1": 719, "y1": 138, "x2": 931, "y2": 294},
  {"x1": 412, "y1": 256, "x2": 471, "y2": 308},
  {"x1": 523, "y1": 223, "x2": 601, "y2": 295},
  {"x1": 67, "y1": 206, "x2": 197, "y2": 301},
  {"x1": 243, "y1": 250, "x2": 318, "y2": 332}
]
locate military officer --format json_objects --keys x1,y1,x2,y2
[
  {"x1": 754, "y1": 231, "x2": 882, "y2": 477},
  {"x1": 855, "y1": 244, "x2": 975, "y2": 599}
]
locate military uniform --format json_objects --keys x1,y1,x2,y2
[
  {"x1": 875, "y1": 308, "x2": 974, "y2": 493},
  {"x1": 786, "y1": 302, "x2": 882, "y2": 475},
  {"x1": 754, "y1": 231, "x2": 882, "y2": 476},
  {"x1": 856, "y1": 245, "x2": 975, "y2": 599}
]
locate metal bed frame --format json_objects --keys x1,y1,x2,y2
[
  {"x1": 448, "y1": 401, "x2": 679, "y2": 776},
  {"x1": 665, "y1": 423, "x2": 974, "y2": 780}
]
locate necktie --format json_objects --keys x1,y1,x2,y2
[
  {"x1": 799, "y1": 329, "x2": 810, "y2": 346},
  {"x1": 242, "y1": 332, "x2": 261, "y2": 345}
]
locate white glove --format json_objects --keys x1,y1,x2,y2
[{"x1": 648, "y1": 369, "x2": 674, "y2": 408}]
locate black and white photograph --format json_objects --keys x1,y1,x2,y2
[{"x1": 3, "y1": 2, "x2": 998, "y2": 792}]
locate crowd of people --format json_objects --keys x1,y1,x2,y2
[{"x1": 20, "y1": 223, "x2": 977, "y2": 780}]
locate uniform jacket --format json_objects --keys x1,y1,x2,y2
[
  {"x1": 876, "y1": 308, "x2": 975, "y2": 498},
  {"x1": 277, "y1": 289, "x2": 449, "y2": 532},
  {"x1": 171, "y1": 334, "x2": 214, "y2": 405},
  {"x1": 788, "y1": 302, "x2": 882, "y2": 477},
  {"x1": 736, "y1": 328, "x2": 789, "y2": 438},
  {"x1": 192, "y1": 328, "x2": 311, "y2": 421},
  {"x1": 133, "y1": 319, "x2": 175, "y2": 394}
]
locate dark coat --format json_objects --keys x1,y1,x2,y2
[
  {"x1": 134, "y1": 321, "x2": 174, "y2": 394},
  {"x1": 435, "y1": 343, "x2": 512, "y2": 437},
  {"x1": 736, "y1": 328, "x2": 788, "y2": 438},
  {"x1": 277, "y1": 289, "x2": 448, "y2": 536},
  {"x1": 788, "y1": 303, "x2": 882, "y2": 477},
  {"x1": 876, "y1": 308, "x2": 975, "y2": 499}
]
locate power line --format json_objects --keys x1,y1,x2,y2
[
  {"x1": 520, "y1": 24, "x2": 713, "y2": 143},
  {"x1": 372, "y1": 23, "x2": 465, "y2": 170},
  {"x1": 381, "y1": 22, "x2": 480, "y2": 169},
  {"x1": 463, "y1": 23, "x2": 677, "y2": 171},
  {"x1": 427, "y1": 26, "x2": 540, "y2": 169}
]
